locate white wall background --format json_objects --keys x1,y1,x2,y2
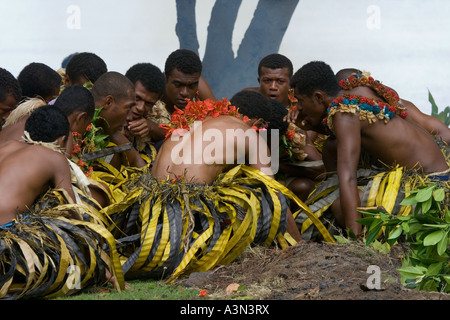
[{"x1": 1, "y1": 0, "x2": 449, "y2": 115}]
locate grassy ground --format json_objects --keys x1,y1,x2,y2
[{"x1": 55, "y1": 280, "x2": 201, "y2": 300}]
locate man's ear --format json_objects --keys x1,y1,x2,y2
[
  {"x1": 101, "y1": 95, "x2": 115, "y2": 110},
  {"x1": 75, "y1": 111, "x2": 87, "y2": 124},
  {"x1": 312, "y1": 90, "x2": 327, "y2": 107}
]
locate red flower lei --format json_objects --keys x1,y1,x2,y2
[
  {"x1": 320, "y1": 73, "x2": 409, "y2": 136},
  {"x1": 159, "y1": 98, "x2": 242, "y2": 139},
  {"x1": 338, "y1": 73, "x2": 405, "y2": 111}
]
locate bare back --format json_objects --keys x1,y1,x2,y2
[
  {"x1": 0, "y1": 141, "x2": 75, "y2": 224},
  {"x1": 339, "y1": 86, "x2": 448, "y2": 173},
  {"x1": 360, "y1": 116, "x2": 447, "y2": 172},
  {"x1": 151, "y1": 116, "x2": 273, "y2": 184}
]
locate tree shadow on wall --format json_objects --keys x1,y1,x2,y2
[{"x1": 175, "y1": 0, "x2": 299, "y2": 100}]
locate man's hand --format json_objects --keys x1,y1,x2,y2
[
  {"x1": 128, "y1": 118, "x2": 150, "y2": 138},
  {"x1": 283, "y1": 109, "x2": 299, "y2": 123}
]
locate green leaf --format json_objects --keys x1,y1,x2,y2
[
  {"x1": 401, "y1": 221, "x2": 410, "y2": 233},
  {"x1": 408, "y1": 222, "x2": 423, "y2": 235},
  {"x1": 398, "y1": 266, "x2": 426, "y2": 278},
  {"x1": 371, "y1": 240, "x2": 390, "y2": 254},
  {"x1": 400, "y1": 194, "x2": 418, "y2": 206},
  {"x1": 356, "y1": 217, "x2": 376, "y2": 226},
  {"x1": 422, "y1": 224, "x2": 448, "y2": 229},
  {"x1": 426, "y1": 262, "x2": 443, "y2": 276},
  {"x1": 366, "y1": 220, "x2": 383, "y2": 246},
  {"x1": 429, "y1": 89, "x2": 439, "y2": 116},
  {"x1": 437, "y1": 231, "x2": 449, "y2": 256},
  {"x1": 388, "y1": 226, "x2": 403, "y2": 240},
  {"x1": 423, "y1": 230, "x2": 446, "y2": 246},
  {"x1": 369, "y1": 219, "x2": 383, "y2": 233},
  {"x1": 433, "y1": 188, "x2": 445, "y2": 202},
  {"x1": 333, "y1": 235, "x2": 351, "y2": 244},
  {"x1": 421, "y1": 197, "x2": 432, "y2": 213},
  {"x1": 415, "y1": 185, "x2": 435, "y2": 202}
]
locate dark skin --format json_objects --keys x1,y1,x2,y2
[
  {"x1": 152, "y1": 115, "x2": 302, "y2": 242},
  {"x1": 294, "y1": 85, "x2": 449, "y2": 234},
  {"x1": 161, "y1": 69, "x2": 200, "y2": 114},
  {"x1": 95, "y1": 90, "x2": 147, "y2": 170},
  {"x1": 400, "y1": 98, "x2": 450, "y2": 144},
  {"x1": 0, "y1": 139, "x2": 76, "y2": 225},
  {"x1": 0, "y1": 94, "x2": 19, "y2": 128},
  {"x1": 244, "y1": 68, "x2": 324, "y2": 201}
]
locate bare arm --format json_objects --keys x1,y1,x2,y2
[
  {"x1": 198, "y1": 76, "x2": 216, "y2": 101},
  {"x1": 110, "y1": 132, "x2": 147, "y2": 169},
  {"x1": 334, "y1": 112, "x2": 362, "y2": 234}
]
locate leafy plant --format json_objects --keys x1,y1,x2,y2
[
  {"x1": 358, "y1": 182, "x2": 450, "y2": 293},
  {"x1": 429, "y1": 90, "x2": 450, "y2": 126}
]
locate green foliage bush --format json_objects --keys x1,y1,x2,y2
[{"x1": 358, "y1": 183, "x2": 450, "y2": 293}]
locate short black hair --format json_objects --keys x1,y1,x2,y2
[
  {"x1": 18, "y1": 62, "x2": 61, "y2": 100},
  {"x1": 267, "y1": 99, "x2": 288, "y2": 134},
  {"x1": 91, "y1": 71, "x2": 135, "y2": 102},
  {"x1": 125, "y1": 63, "x2": 166, "y2": 98},
  {"x1": 258, "y1": 53, "x2": 294, "y2": 78},
  {"x1": 290, "y1": 61, "x2": 341, "y2": 97},
  {"x1": 230, "y1": 90, "x2": 272, "y2": 123},
  {"x1": 25, "y1": 105, "x2": 70, "y2": 143},
  {"x1": 231, "y1": 91, "x2": 290, "y2": 135},
  {"x1": 0, "y1": 67, "x2": 22, "y2": 103},
  {"x1": 335, "y1": 68, "x2": 362, "y2": 82},
  {"x1": 164, "y1": 49, "x2": 202, "y2": 78},
  {"x1": 65, "y1": 52, "x2": 107, "y2": 85},
  {"x1": 54, "y1": 85, "x2": 95, "y2": 119}
]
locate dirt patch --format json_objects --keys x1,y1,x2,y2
[{"x1": 178, "y1": 241, "x2": 450, "y2": 300}]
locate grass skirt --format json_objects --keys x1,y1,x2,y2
[
  {"x1": 102, "y1": 165, "x2": 334, "y2": 281},
  {"x1": 0, "y1": 191, "x2": 124, "y2": 299}
]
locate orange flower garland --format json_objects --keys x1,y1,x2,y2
[{"x1": 159, "y1": 98, "x2": 241, "y2": 139}]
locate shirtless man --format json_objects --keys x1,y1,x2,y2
[
  {"x1": 91, "y1": 71, "x2": 146, "y2": 169},
  {"x1": 0, "y1": 106, "x2": 76, "y2": 226},
  {"x1": 151, "y1": 103, "x2": 302, "y2": 241},
  {"x1": 336, "y1": 68, "x2": 450, "y2": 144},
  {"x1": 290, "y1": 61, "x2": 449, "y2": 234}
]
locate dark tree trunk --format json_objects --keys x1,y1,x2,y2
[{"x1": 176, "y1": 0, "x2": 300, "y2": 100}]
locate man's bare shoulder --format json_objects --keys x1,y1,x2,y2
[
  {"x1": 203, "y1": 115, "x2": 251, "y2": 130},
  {"x1": 14, "y1": 144, "x2": 67, "y2": 163}
]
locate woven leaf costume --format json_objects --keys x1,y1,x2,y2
[
  {"x1": 100, "y1": 98, "x2": 334, "y2": 281},
  {"x1": 0, "y1": 190, "x2": 124, "y2": 299}
]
